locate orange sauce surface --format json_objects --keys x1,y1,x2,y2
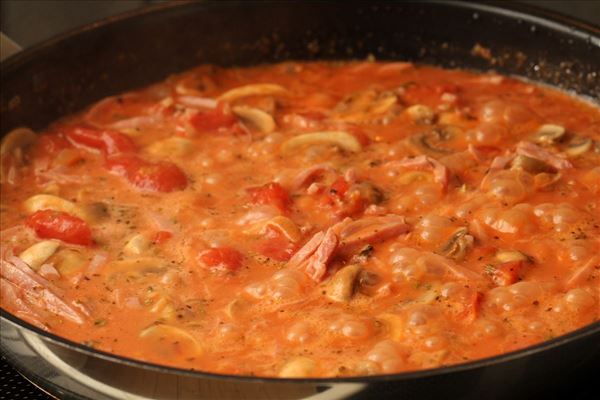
[{"x1": 1, "y1": 61, "x2": 599, "y2": 377}]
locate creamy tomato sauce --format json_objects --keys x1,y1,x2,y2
[{"x1": 1, "y1": 61, "x2": 599, "y2": 378}]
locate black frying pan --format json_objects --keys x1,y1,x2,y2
[{"x1": 1, "y1": 2, "x2": 599, "y2": 399}]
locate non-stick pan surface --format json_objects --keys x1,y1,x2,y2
[{"x1": 1, "y1": 2, "x2": 599, "y2": 399}]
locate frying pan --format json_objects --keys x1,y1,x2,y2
[{"x1": 1, "y1": 1, "x2": 599, "y2": 399}]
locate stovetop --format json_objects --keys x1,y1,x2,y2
[{"x1": 1, "y1": 356, "x2": 52, "y2": 400}]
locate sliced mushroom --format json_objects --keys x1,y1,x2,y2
[
  {"x1": 377, "y1": 313, "x2": 405, "y2": 341},
  {"x1": 23, "y1": 194, "x2": 87, "y2": 220},
  {"x1": 495, "y1": 250, "x2": 531, "y2": 263},
  {"x1": 404, "y1": 104, "x2": 434, "y2": 124},
  {"x1": 53, "y1": 249, "x2": 87, "y2": 276},
  {"x1": 148, "y1": 297, "x2": 176, "y2": 322},
  {"x1": 278, "y1": 356, "x2": 316, "y2": 378},
  {"x1": 0, "y1": 127, "x2": 37, "y2": 157},
  {"x1": 280, "y1": 131, "x2": 362, "y2": 155},
  {"x1": 83, "y1": 202, "x2": 110, "y2": 223},
  {"x1": 357, "y1": 270, "x2": 380, "y2": 296},
  {"x1": 411, "y1": 126, "x2": 457, "y2": 154},
  {"x1": 218, "y1": 83, "x2": 287, "y2": 103},
  {"x1": 139, "y1": 324, "x2": 203, "y2": 355},
  {"x1": 534, "y1": 124, "x2": 565, "y2": 145},
  {"x1": 123, "y1": 234, "x2": 152, "y2": 256},
  {"x1": 333, "y1": 89, "x2": 397, "y2": 123},
  {"x1": 565, "y1": 137, "x2": 592, "y2": 157},
  {"x1": 437, "y1": 228, "x2": 474, "y2": 261},
  {"x1": 18, "y1": 240, "x2": 60, "y2": 270},
  {"x1": 324, "y1": 264, "x2": 362, "y2": 302},
  {"x1": 145, "y1": 137, "x2": 195, "y2": 158},
  {"x1": 224, "y1": 298, "x2": 248, "y2": 319},
  {"x1": 231, "y1": 106, "x2": 276, "y2": 133},
  {"x1": 511, "y1": 155, "x2": 554, "y2": 174},
  {"x1": 1, "y1": 127, "x2": 37, "y2": 183}
]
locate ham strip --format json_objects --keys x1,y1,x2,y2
[
  {"x1": 516, "y1": 141, "x2": 573, "y2": 170},
  {"x1": 0, "y1": 278, "x2": 47, "y2": 330},
  {"x1": 287, "y1": 231, "x2": 326, "y2": 270},
  {"x1": 289, "y1": 215, "x2": 411, "y2": 282},
  {"x1": 1, "y1": 258, "x2": 85, "y2": 324},
  {"x1": 337, "y1": 214, "x2": 410, "y2": 256},
  {"x1": 389, "y1": 155, "x2": 449, "y2": 189},
  {"x1": 304, "y1": 228, "x2": 339, "y2": 282}
]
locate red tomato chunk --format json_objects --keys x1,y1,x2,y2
[
  {"x1": 247, "y1": 182, "x2": 290, "y2": 212},
  {"x1": 106, "y1": 155, "x2": 187, "y2": 192},
  {"x1": 198, "y1": 247, "x2": 244, "y2": 272},
  {"x1": 26, "y1": 210, "x2": 92, "y2": 246}
]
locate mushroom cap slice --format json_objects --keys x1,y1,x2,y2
[
  {"x1": 232, "y1": 106, "x2": 276, "y2": 133},
  {"x1": 23, "y1": 194, "x2": 87, "y2": 220},
  {"x1": 281, "y1": 131, "x2": 362, "y2": 154},
  {"x1": 139, "y1": 324, "x2": 203, "y2": 356},
  {"x1": 0, "y1": 127, "x2": 37, "y2": 157},
  {"x1": 218, "y1": 83, "x2": 287, "y2": 103},
  {"x1": 324, "y1": 264, "x2": 362, "y2": 302},
  {"x1": 18, "y1": 240, "x2": 60, "y2": 270}
]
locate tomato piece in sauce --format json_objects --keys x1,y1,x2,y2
[
  {"x1": 26, "y1": 210, "x2": 92, "y2": 246},
  {"x1": 197, "y1": 247, "x2": 244, "y2": 272},
  {"x1": 256, "y1": 225, "x2": 298, "y2": 262},
  {"x1": 106, "y1": 155, "x2": 187, "y2": 192},
  {"x1": 190, "y1": 104, "x2": 237, "y2": 133},
  {"x1": 247, "y1": 182, "x2": 290, "y2": 213},
  {"x1": 460, "y1": 291, "x2": 484, "y2": 323},
  {"x1": 490, "y1": 260, "x2": 524, "y2": 286},
  {"x1": 64, "y1": 125, "x2": 136, "y2": 155},
  {"x1": 153, "y1": 231, "x2": 173, "y2": 244},
  {"x1": 321, "y1": 177, "x2": 370, "y2": 218}
]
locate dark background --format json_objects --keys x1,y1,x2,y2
[{"x1": 1, "y1": 0, "x2": 599, "y2": 49}]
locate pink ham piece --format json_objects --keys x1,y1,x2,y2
[
  {"x1": 389, "y1": 155, "x2": 450, "y2": 189},
  {"x1": 288, "y1": 214, "x2": 411, "y2": 282},
  {"x1": 337, "y1": 214, "x2": 410, "y2": 256},
  {"x1": 287, "y1": 229, "x2": 338, "y2": 282},
  {"x1": 516, "y1": 141, "x2": 573, "y2": 170},
  {"x1": 0, "y1": 278, "x2": 47, "y2": 330},
  {"x1": 0, "y1": 257, "x2": 85, "y2": 325}
]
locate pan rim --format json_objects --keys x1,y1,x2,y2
[{"x1": 2, "y1": 308, "x2": 599, "y2": 383}]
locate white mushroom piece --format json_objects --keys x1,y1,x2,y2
[
  {"x1": 280, "y1": 131, "x2": 362, "y2": 155},
  {"x1": 0, "y1": 127, "x2": 37, "y2": 183},
  {"x1": 23, "y1": 194, "x2": 88, "y2": 220},
  {"x1": 18, "y1": 241, "x2": 60, "y2": 270},
  {"x1": 323, "y1": 264, "x2": 362, "y2": 302},
  {"x1": 232, "y1": 106, "x2": 276, "y2": 133},
  {"x1": 217, "y1": 83, "x2": 287, "y2": 103}
]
